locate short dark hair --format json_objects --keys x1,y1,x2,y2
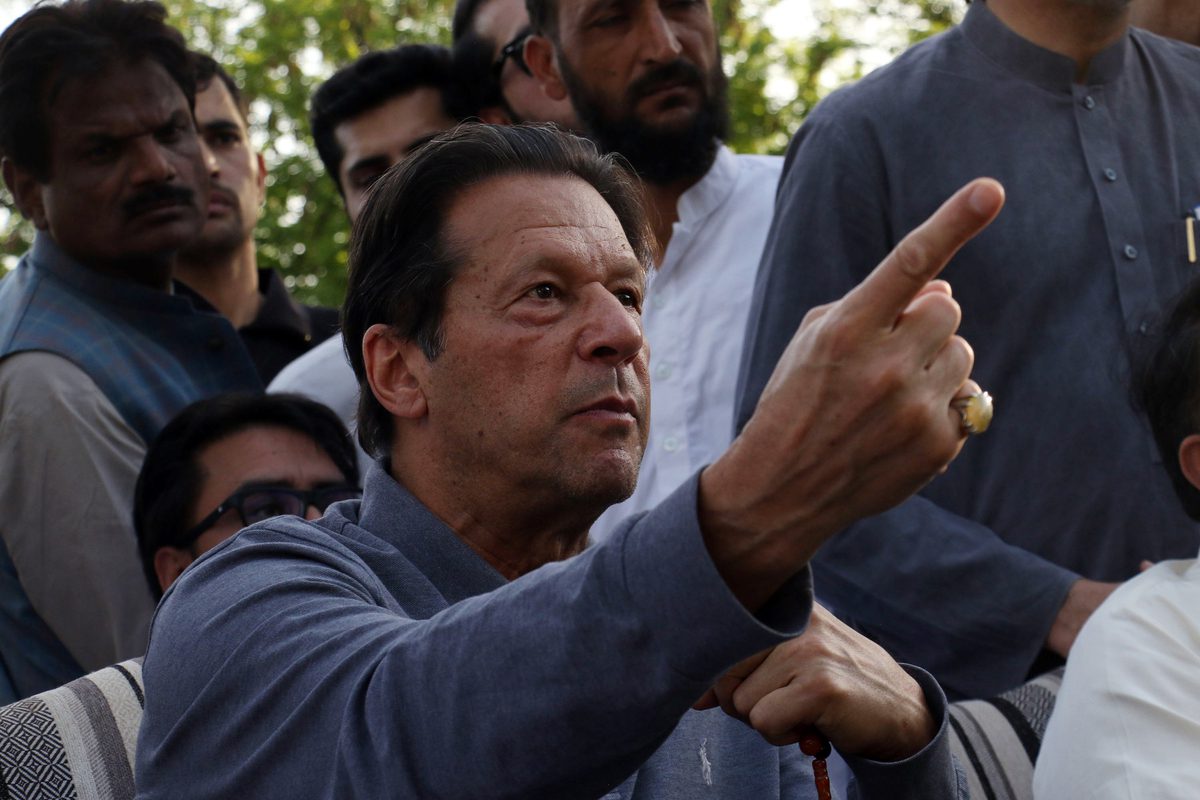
[
  {"x1": 342, "y1": 123, "x2": 653, "y2": 459},
  {"x1": 0, "y1": 0, "x2": 195, "y2": 181},
  {"x1": 309, "y1": 44, "x2": 454, "y2": 196},
  {"x1": 191, "y1": 51, "x2": 248, "y2": 123},
  {"x1": 451, "y1": 0, "x2": 489, "y2": 41},
  {"x1": 1138, "y1": 279, "x2": 1200, "y2": 521},
  {"x1": 451, "y1": 29, "x2": 505, "y2": 120},
  {"x1": 525, "y1": 0, "x2": 556, "y2": 39},
  {"x1": 133, "y1": 393, "x2": 359, "y2": 600}
]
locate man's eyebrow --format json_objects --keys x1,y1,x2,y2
[
  {"x1": 404, "y1": 132, "x2": 441, "y2": 154},
  {"x1": 200, "y1": 119, "x2": 242, "y2": 136},
  {"x1": 345, "y1": 155, "x2": 390, "y2": 177}
]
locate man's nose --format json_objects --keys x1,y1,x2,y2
[
  {"x1": 637, "y1": 5, "x2": 684, "y2": 63},
  {"x1": 199, "y1": 138, "x2": 219, "y2": 177},
  {"x1": 578, "y1": 288, "x2": 644, "y2": 366},
  {"x1": 130, "y1": 137, "x2": 177, "y2": 184}
]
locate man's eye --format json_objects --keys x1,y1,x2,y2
[
  {"x1": 530, "y1": 283, "x2": 558, "y2": 300},
  {"x1": 615, "y1": 290, "x2": 639, "y2": 308},
  {"x1": 353, "y1": 172, "x2": 382, "y2": 191},
  {"x1": 592, "y1": 12, "x2": 627, "y2": 28}
]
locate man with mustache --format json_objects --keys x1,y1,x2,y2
[
  {"x1": 174, "y1": 55, "x2": 339, "y2": 384},
  {"x1": 137, "y1": 122, "x2": 998, "y2": 799},
  {"x1": 522, "y1": 0, "x2": 786, "y2": 539},
  {"x1": 0, "y1": 0, "x2": 260, "y2": 703}
]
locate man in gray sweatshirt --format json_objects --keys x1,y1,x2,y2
[{"x1": 136, "y1": 123, "x2": 1002, "y2": 798}]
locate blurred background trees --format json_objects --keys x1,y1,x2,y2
[{"x1": 0, "y1": 0, "x2": 962, "y2": 306}]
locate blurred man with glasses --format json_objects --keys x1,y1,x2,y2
[
  {"x1": 451, "y1": 0, "x2": 578, "y2": 127},
  {"x1": 134, "y1": 393, "x2": 360, "y2": 599}
]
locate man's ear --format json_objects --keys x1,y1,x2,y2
[
  {"x1": 2, "y1": 158, "x2": 48, "y2": 230},
  {"x1": 1179, "y1": 434, "x2": 1200, "y2": 492},
  {"x1": 478, "y1": 105, "x2": 514, "y2": 125},
  {"x1": 524, "y1": 34, "x2": 569, "y2": 102},
  {"x1": 153, "y1": 547, "x2": 194, "y2": 595},
  {"x1": 254, "y1": 150, "x2": 267, "y2": 205},
  {"x1": 362, "y1": 323, "x2": 430, "y2": 421}
]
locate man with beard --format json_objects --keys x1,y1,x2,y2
[
  {"x1": 736, "y1": 0, "x2": 1200, "y2": 699},
  {"x1": 175, "y1": 55, "x2": 338, "y2": 384},
  {"x1": 0, "y1": 0, "x2": 260, "y2": 702},
  {"x1": 523, "y1": 0, "x2": 785, "y2": 538}
]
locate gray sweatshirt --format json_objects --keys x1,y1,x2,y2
[{"x1": 136, "y1": 465, "x2": 963, "y2": 799}]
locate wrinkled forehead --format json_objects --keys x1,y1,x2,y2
[
  {"x1": 444, "y1": 172, "x2": 646, "y2": 288},
  {"x1": 46, "y1": 59, "x2": 188, "y2": 140}
]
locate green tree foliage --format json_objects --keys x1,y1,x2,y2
[{"x1": 0, "y1": 0, "x2": 962, "y2": 306}]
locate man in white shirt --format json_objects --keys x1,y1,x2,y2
[
  {"x1": 524, "y1": 0, "x2": 784, "y2": 538},
  {"x1": 1034, "y1": 278, "x2": 1200, "y2": 798}
]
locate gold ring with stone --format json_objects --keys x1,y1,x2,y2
[{"x1": 952, "y1": 390, "x2": 993, "y2": 435}]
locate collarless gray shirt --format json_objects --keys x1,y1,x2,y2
[
  {"x1": 736, "y1": 0, "x2": 1200, "y2": 699},
  {"x1": 136, "y1": 464, "x2": 961, "y2": 799}
]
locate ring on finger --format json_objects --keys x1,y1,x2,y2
[{"x1": 952, "y1": 390, "x2": 993, "y2": 435}]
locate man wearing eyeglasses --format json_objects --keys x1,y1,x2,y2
[
  {"x1": 133, "y1": 393, "x2": 360, "y2": 599},
  {"x1": 452, "y1": 0, "x2": 578, "y2": 128}
]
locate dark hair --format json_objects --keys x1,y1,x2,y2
[
  {"x1": 309, "y1": 44, "x2": 454, "y2": 196},
  {"x1": 191, "y1": 51, "x2": 247, "y2": 123},
  {"x1": 451, "y1": 0, "x2": 489, "y2": 41},
  {"x1": 0, "y1": 0, "x2": 195, "y2": 181},
  {"x1": 525, "y1": 0, "x2": 556, "y2": 39},
  {"x1": 451, "y1": 29, "x2": 505, "y2": 119},
  {"x1": 342, "y1": 123, "x2": 653, "y2": 458},
  {"x1": 133, "y1": 393, "x2": 359, "y2": 600},
  {"x1": 1138, "y1": 279, "x2": 1200, "y2": 521}
]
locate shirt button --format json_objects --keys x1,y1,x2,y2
[
  {"x1": 206, "y1": 336, "x2": 225, "y2": 352},
  {"x1": 1123, "y1": 244, "x2": 1139, "y2": 260},
  {"x1": 663, "y1": 436, "x2": 679, "y2": 452},
  {"x1": 654, "y1": 363, "x2": 672, "y2": 380},
  {"x1": 1103, "y1": 168, "x2": 1117, "y2": 182},
  {"x1": 1083, "y1": 95, "x2": 1096, "y2": 109},
  {"x1": 1139, "y1": 321, "x2": 1151, "y2": 335}
]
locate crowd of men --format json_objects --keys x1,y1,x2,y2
[{"x1": 0, "y1": 0, "x2": 1198, "y2": 798}]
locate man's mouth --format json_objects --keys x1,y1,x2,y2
[
  {"x1": 206, "y1": 187, "x2": 236, "y2": 216},
  {"x1": 573, "y1": 395, "x2": 639, "y2": 422}
]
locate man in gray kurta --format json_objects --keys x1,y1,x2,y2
[
  {"x1": 137, "y1": 124, "x2": 1004, "y2": 797},
  {"x1": 736, "y1": 0, "x2": 1200, "y2": 699}
]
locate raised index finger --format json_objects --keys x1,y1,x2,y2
[{"x1": 841, "y1": 178, "x2": 1005, "y2": 326}]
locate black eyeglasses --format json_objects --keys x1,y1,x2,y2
[
  {"x1": 493, "y1": 29, "x2": 532, "y2": 78},
  {"x1": 184, "y1": 485, "x2": 362, "y2": 543}
]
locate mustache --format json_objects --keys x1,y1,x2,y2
[
  {"x1": 122, "y1": 184, "x2": 195, "y2": 219},
  {"x1": 626, "y1": 59, "x2": 705, "y2": 104}
]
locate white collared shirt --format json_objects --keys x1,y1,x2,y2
[{"x1": 591, "y1": 146, "x2": 783, "y2": 540}]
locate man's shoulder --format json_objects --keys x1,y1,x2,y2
[
  {"x1": 270, "y1": 333, "x2": 349, "y2": 390},
  {"x1": 302, "y1": 303, "x2": 340, "y2": 342},
  {"x1": 803, "y1": 26, "x2": 968, "y2": 131},
  {"x1": 1131, "y1": 26, "x2": 1200, "y2": 66}
]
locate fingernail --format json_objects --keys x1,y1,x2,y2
[{"x1": 968, "y1": 183, "x2": 995, "y2": 215}]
